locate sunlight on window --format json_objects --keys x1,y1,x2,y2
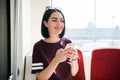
[
  {"x1": 52, "y1": 0, "x2": 120, "y2": 48},
  {"x1": 96, "y1": 0, "x2": 120, "y2": 28},
  {"x1": 52, "y1": 0, "x2": 120, "y2": 29}
]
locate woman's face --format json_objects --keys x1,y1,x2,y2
[{"x1": 44, "y1": 12, "x2": 65, "y2": 37}]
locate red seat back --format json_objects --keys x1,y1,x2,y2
[
  {"x1": 91, "y1": 48, "x2": 120, "y2": 80},
  {"x1": 72, "y1": 49, "x2": 85, "y2": 80}
]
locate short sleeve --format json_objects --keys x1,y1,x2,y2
[{"x1": 31, "y1": 44, "x2": 44, "y2": 74}]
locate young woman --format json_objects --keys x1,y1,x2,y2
[{"x1": 31, "y1": 6, "x2": 79, "y2": 80}]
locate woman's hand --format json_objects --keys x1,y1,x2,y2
[
  {"x1": 67, "y1": 48, "x2": 79, "y2": 76},
  {"x1": 53, "y1": 47, "x2": 78, "y2": 64},
  {"x1": 67, "y1": 48, "x2": 78, "y2": 62},
  {"x1": 54, "y1": 48, "x2": 70, "y2": 63},
  {"x1": 53, "y1": 48, "x2": 79, "y2": 76}
]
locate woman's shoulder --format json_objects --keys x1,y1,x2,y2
[
  {"x1": 33, "y1": 39, "x2": 44, "y2": 47},
  {"x1": 61, "y1": 37, "x2": 72, "y2": 43}
]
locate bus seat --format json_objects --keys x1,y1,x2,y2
[{"x1": 91, "y1": 48, "x2": 120, "y2": 80}]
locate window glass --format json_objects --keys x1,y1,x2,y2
[{"x1": 52, "y1": 0, "x2": 120, "y2": 50}]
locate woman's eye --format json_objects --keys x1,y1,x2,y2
[
  {"x1": 52, "y1": 19, "x2": 64, "y2": 22},
  {"x1": 52, "y1": 20, "x2": 57, "y2": 22},
  {"x1": 61, "y1": 20, "x2": 64, "y2": 22}
]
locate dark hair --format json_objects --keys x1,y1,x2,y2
[{"x1": 41, "y1": 7, "x2": 65, "y2": 38}]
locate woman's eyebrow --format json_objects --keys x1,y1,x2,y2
[
  {"x1": 51, "y1": 17, "x2": 63, "y2": 20},
  {"x1": 51, "y1": 17, "x2": 58, "y2": 19}
]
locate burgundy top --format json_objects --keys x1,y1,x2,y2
[{"x1": 31, "y1": 38, "x2": 72, "y2": 80}]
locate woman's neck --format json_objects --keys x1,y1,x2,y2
[{"x1": 44, "y1": 37, "x2": 60, "y2": 43}]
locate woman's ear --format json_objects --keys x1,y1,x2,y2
[{"x1": 43, "y1": 21, "x2": 48, "y2": 27}]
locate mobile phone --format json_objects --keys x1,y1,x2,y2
[{"x1": 65, "y1": 43, "x2": 76, "y2": 49}]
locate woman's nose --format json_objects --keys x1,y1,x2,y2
[{"x1": 57, "y1": 21, "x2": 61, "y2": 26}]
